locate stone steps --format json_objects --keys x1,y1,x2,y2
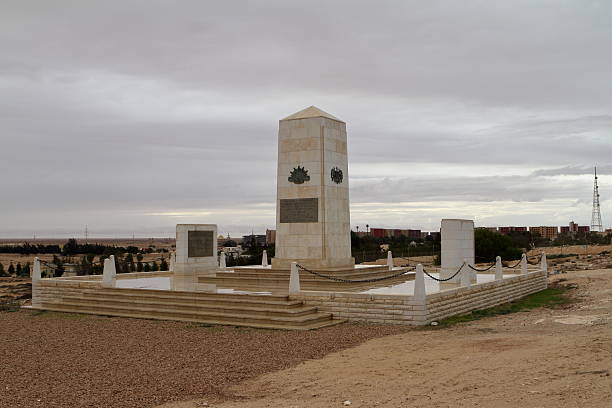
[
  {"x1": 35, "y1": 288, "x2": 345, "y2": 330},
  {"x1": 231, "y1": 265, "x2": 390, "y2": 278},
  {"x1": 58, "y1": 295, "x2": 319, "y2": 318},
  {"x1": 79, "y1": 288, "x2": 304, "y2": 308},
  {"x1": 199, "y1": 270, "x2": 413, "y2": 292}
]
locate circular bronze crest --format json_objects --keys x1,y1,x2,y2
[{"x1": 331, "y1": 166, "x2": 343, "y2": 184}]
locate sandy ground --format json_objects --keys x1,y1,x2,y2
[
  {"x1": 0, "y1": 313, "x2": 410, "y2": 408},
  {"x1": 528, "y1": 244, "x2": 612, "y2": 257},
  {"x1": 161, "y1": 269, "x2": 612, "y2": 408}
]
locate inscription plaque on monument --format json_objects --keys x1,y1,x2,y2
[
  {"x1": 279, "y1": 198, "x2": 318, "y2": 223},
  {"x1": 187, "y1": 230, "x2": 214, "y2": 258}
]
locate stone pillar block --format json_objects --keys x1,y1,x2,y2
[
  {"x1": 32, "y1": 257, "x2": 42, "y2": 308},
  {"x1": 460, "y1": 262, "x2": 471, "y2": 288},
  {"x1": 387, "y1": 251, "x2": 394, "y2": 270},
  {"x1": 441, "y1": 219, "x2": 475, "y2": 283},
  {"x1": 272, "y1": 107, "x2": 354, "y2": 270},
  {"x1": 289, "y1": 262, "x2": 301, "y2": 294},
  {"x1": 540, "y1": 253, "x2": 547, "y2": 273},
  {"x1": 173, "y1": 224, "x2": 218, "y2": 292},
  {"x1": 219, "y1": 252, "x2": 226, "y2": 269},
  {"x1": 521, "y1": 253, "x2": 528, "y2": 275},
  {"x1": 262, "y1": 250, "x2": 268, "y2": 267},
  {"x1": 414, "y1": 264, "x2": 426, "y2": 300},
  {"x1": 495, "y1": 256, "x2": 503, "y2": 280},
  {"x1": 102, "y1": 258, "x2": 116, "y2": 288}
]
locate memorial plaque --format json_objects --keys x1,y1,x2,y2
[
  {"x1": 188, "y1": 230, "x2": 214, "y2": 258},
  {"x1": 279, "y1": 198, "x2": 318, "y2": 223}
]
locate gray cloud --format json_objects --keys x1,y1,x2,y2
[{"x1": 1, "y1": 1, "x2": 611, "y2": 236}]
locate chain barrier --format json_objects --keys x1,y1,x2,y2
[
  {"x1": 506, "y1": 259, "x2": 523, "y2": 269},
  {"x1": 467, "y1": 262, "x2": 496, "y2": 272},
  {"x1": 421, "y1": 262, "x2": 465, "y2": 282},
  {"x1": 526, "y1": 254, "x2": 543, "y2": 265},
  {"x1": 296, "y1": 264, "x2": 415, "y2": 284}
]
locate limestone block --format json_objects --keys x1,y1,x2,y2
[
  {"x1": 441, "y1": 219, "x2": 474, "y2": 283},
  {"x1": 289, "y1": 262, "x2": 301, "y2": 294},
  {"x1": 414, "y1": 264, "x2": 426, "y2": 301},
  {"x1": 102, "y1": 258, "x2": 115, "y2": 288},
  {"x1": 261, "y1": 250, "x2": 268, "y2": 267},
  {"x1": 387, "y1": 251, "x2": 394, "y2": 270}
]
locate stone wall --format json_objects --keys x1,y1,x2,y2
[
  {"x1": 292, "y1": 270, "x2": 547, "y2": 325},
  {"x1": 32, "y1": 279, "x2": 101, "y2": 308},
  {"x1": 32, "y1": 271, "x2": 548, "y2": 327},
  {"x1": 290, "y1": 291, "x2": 427, "y2": 325},
  {"x1": 425, "y1": 270, "x2": 547, "y2": 322}
]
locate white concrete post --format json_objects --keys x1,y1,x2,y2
[
  {"x1": 414, "y1": 264, "x2": 426, "y2": 301},
  {"x1": 540, "y1": 252, "x2": 547, "y2": 273},
  {"x1": 219, "y1": 252, "x2": 226, "y2": 268},
  {"x1": 387, "y1": 251, "x2": 394, "y2": 270},
  {"x1": 102, "y1": 258, "x2": 115, "y2": 288},
  {"x1": 109, "y1": 255, "x2": 117, "y2": 277},
  {"x1": 467, "y1": 259, "x2": 477, "y2": 282},
  {"x1": 460, "y1": 260, "x2": 471, "y2": 287},
  {"x1": 32, "y1": 257, "x2": 42, "y2": 282},
  {"x1": 495, "y1": 256, "x2": 503, "y2": 280},
  {"x1": 31, "y1": 257, "x2": 42, "y2": 308},
  {"x1": 289, "y1": 262, "x2": 300, "y2": 294},
  {"x1": 521, "y1": 253, "x2": 528, "y2": 275},
  {"x1": 262, "y1": 250, "x2": 268, "y2": 267},
  {"x1": 169, "y1": 252, "x2": 175, "y2": 272}
]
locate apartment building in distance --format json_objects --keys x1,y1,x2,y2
[
  {"x1": 369, "y1": 228, "x2": 422, "y2": 240},
  {"x1": 529, "y1": 226, "x2": 559, "y2": 239},
  {"x1": 498, "y1": 226, "x2": 528, "y2": 235},
  {"x1": 560, "y1": 221, "x2": 590, "y2": 234}
]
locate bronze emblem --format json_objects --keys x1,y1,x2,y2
[
  {"x1": 331, "y1": 166, "x2": 343, "y2": 184},
  {"x1": 288, "y1": 166, "x2": 311, "y2": 184}
]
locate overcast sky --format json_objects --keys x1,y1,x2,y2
[{"x1": 1, "y1": 1, "x2": 611, "y2": 238}]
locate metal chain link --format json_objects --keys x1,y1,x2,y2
[
  {"x1": 422, "y1": 262, "x2": 465, "y2": 282},
  {"x1": 467, "y1": 263, "x2": 496, "y2": 272},
  {"x1": 296, "y1": 264, "x2": 415, "y2": 283},
  {"x1": 506, "y1": 259, "x2": 523, "y2": 269},
  {"x1": 527, "y1": 254, "x2": 543, "y2": 265}
]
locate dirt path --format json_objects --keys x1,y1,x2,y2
[{"x1": 161, "y1": 269, "x2": 612, "y2": 408}]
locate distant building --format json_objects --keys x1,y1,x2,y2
[
  {"x1": 560, "y1": 221, "x2": 590, "y2": 234},
  {"x1": 477, "y1": 227, "x2": 499, "y2": 233},
  {"x1": 498, "y1": 226, "x2": 528, "y2": 235},
  {"x1": 220, "y1": 246, "x2": 242, "y2": 256},
  {"x1": 529, "y1": 226, "x2": 559, "y2": 240},
  {"x1": 369, "y1": 228, "x2": 421, "y2": 239},
  {"x1": 265, "y1": 229, "x2": 276, "y2": 245}
]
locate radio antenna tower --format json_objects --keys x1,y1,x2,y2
[{"x1": 591, "y1": 166, "x2": 603, "y2": 232}]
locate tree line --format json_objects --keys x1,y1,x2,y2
[
  {"x1": 0, "y1": 262, "x2": 31, "y2": 277},
  {"x1": 0, "y1": 238, "x2": 170, "y2": 256}
]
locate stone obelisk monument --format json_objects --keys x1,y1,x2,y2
[{"x1": 271, "y1": 106, "x2": 354, "y2": 270}]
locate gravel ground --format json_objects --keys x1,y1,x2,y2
[
  {"x1": 164, "y1": 270, "x2": 612, "y2": 408},
  {"x1": 0, "y1": 310, "x2": 411, "y2": 408}
]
